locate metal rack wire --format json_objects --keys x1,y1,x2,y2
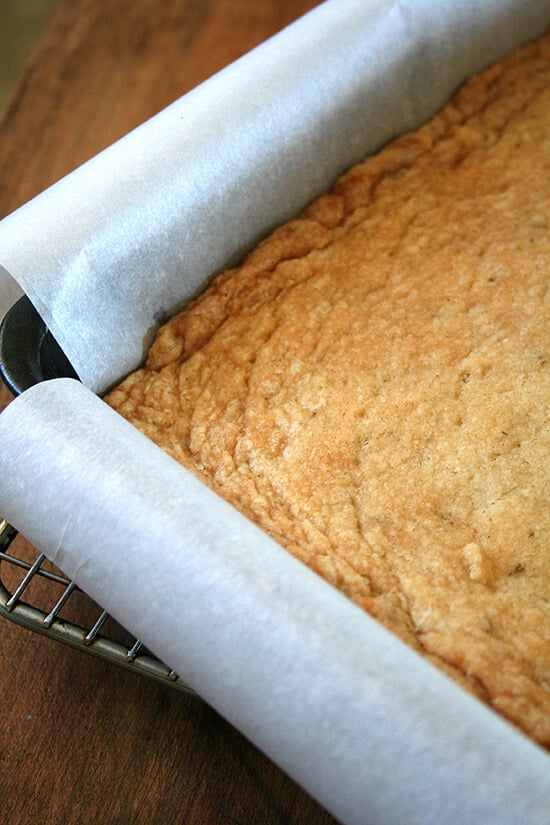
[{"x1": 0, "y1": 518, "x2": 194, "y2": 694}]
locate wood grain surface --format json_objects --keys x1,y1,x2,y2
[{"x1": 0, "y1": 2, "x2": 341, "y2": 823}]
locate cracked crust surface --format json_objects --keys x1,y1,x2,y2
[{"x1": 106, "y1": 33, "x2": 550, "y2": 746}]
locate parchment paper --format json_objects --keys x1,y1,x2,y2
[
  {"x1": 1, "y1": 0, "x2": 549, "y2": 392},
  {"x1": 0, "y1": 1, "x2": 549, "y2": 824}
]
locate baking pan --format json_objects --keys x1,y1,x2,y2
[
  {"x1": 1, "y1": 4, "x2": 550, "y2": 821},
  {"x1": 0, "y1": 296, "x2": 193, "y2": 693},
  {"x1": 0, "y1": 295, "x2": 78, "y2": 394}
]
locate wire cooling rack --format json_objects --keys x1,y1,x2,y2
[{"x1": 0, "y1": 518, "x2": 194, "y2": 694}]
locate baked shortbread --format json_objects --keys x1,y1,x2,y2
[{"x1": 106, "y1": 32, "x2": 550, "y2": 746}]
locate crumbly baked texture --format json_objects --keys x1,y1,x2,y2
[{"x1": 106, "y1": 33, "x2": 550, "y2": 746}]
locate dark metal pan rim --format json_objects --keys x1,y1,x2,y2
[{"x1": 0, "y1": 294, "x2": 78, "y2": 397}]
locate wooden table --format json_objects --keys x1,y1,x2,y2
[{"x1": 0, "y1": 2, "x2": 339, "y2": 822}]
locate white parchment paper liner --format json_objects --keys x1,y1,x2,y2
[
  {"x1": 0, "y1": 1, "x2": 549, "y2": 823},
  {"x1": 1, "y1": 0, "x2": 549, "y2": 392},
  {"x1": 1, "y1": 379, "x2": 549, "y2": 825}
]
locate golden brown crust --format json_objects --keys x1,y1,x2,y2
[{"x1": 106, "y1": 33, "x2": 550, "y2": 746}]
